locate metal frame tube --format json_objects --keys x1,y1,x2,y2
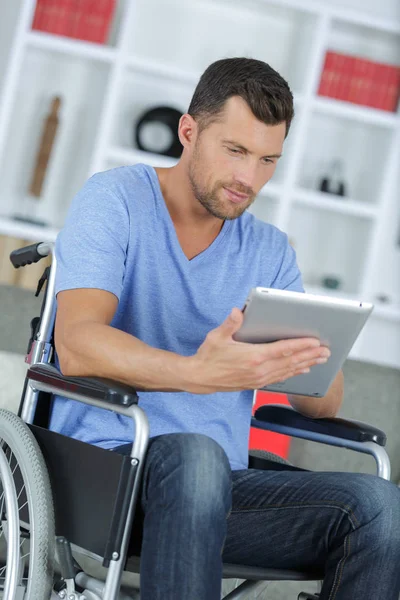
[
  {"x1": 103, "y1": 405, "x2": 149, "y2": 600},
  {"x1": 222, "y1": 579, "x2": 270, "y2": 599},
  {"x1": 252, "y1": 419, "x2": 391, "y2": 480},
  {"x1": 27, "y1": 377, "x2": 149, "y2": 600},
  {"x1": 34, "y1": 243, "x2": 57, "y2": 345},
  {"x1": 20, "y1": 243, "x2": 56, "y2": 425}
]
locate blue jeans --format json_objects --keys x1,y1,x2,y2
[{"x1": 116, "y1": 433, "x2": 400, "y2": 600}]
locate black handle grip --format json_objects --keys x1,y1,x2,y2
[
  {"x1": 10, "y1": 243, "x2": 44, "y2": 268},
  {"x1": 56, "y1": 536, "x2": 76, "y2": 580}
]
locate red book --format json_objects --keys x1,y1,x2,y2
[
  {"x1": 364, "y1": 60, "x2": 377, "y2": 108},
  {"x1": 32, "y1": 0, "x2": 74, "y2": 37},
  {"x1": 336, "y1": 54, "x2": 353, "y2": 102},
  {"x1": 330, "y1": 52, "x2": 343, "y2": 99},
  {"x1": 348, "y1": 57, "x2": 363, "y2": 105},
  {"x1": 358, "y1": 58, "x2": 373, "y2": 107},
  {"x1": 32, "y1": 0, "x2": 117, "y2": 44},
  {"x1": 31, "y1": 1, "x2": 44, "y2": 30},
  {"x1": 317, "y1": 48, "x2": 399, "y2": 112},
  {"x1": 373, "y1": 64, "x2": 391, "y2": 110},
  {"x1": 73, "y1": 0, "x2": 116, "y2": 43},
  {"x1": 385, "y1": 66, "x2": 400, "y2": 112},
  {"x1": 318, "y1": 51, "x2": 335, "y2": 97}
]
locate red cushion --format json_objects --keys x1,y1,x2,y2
[{"x1": 249, "y1": 391, "x2": 291, "y2": 459}]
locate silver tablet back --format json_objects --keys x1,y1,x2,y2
[{"x1": 234, "y1": 288, "x2": 374, "y2": 398}]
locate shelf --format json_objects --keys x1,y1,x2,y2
[
  {"x1": 255, "y1": 0, "x2": 400, "y2": 33},
  {"x1": 328, "y1": 16, "x2": 400, "y2": 63},
  {"x1": 329, "y1": 7, "x2": 400, "y2": 36},
  {"x1": 0, "y1": 46, "x2": 111, "y2": 228},
  {"x1": 125, "y1": 56, "x2": 199, "y2": 87},
  {"x1": 297, "y1": 111, "x2": 393, "y2": 205},
  {"x1": 0, "y1": 216, "x2": 58, "y2": 243},
  {"x1": 305, "y1": 284, "x2": 400, "y2": 322},
  {"x1": 304, "y1": 284, "x2": 363, "y2": 301},
  {"x1": 125, "y1": 0, "x2": 317, "y2": 96},
  {"x1": 248, "y1": 194, "x2": 281, "y2": 227},
  {"x1": 313, "y1": 96, "x2": 399, "y2": 128},
  {"x1": 108, "y1": 146, "x2": 178, "y2": 169},
  {"x1": 259, "y1": 182, "x2": 283, "y2": 198},
  {"x1": 27, "y1": 30, "x2": 117, "y2": 64},
  {"x1": 294, "y1": 188, "x2": 378, "y2": 219},
  {"x1": 111, "y1": 69, "x2": 194, "y2": 151},
  {"x1": 0, "y1": 2, "x2": 21, "y2": 98},
  {"x1": 373, "y1": 303, "x2": 400, "y2": 322},
  {"x1": 288, "y1": 204, "x2": 373, "y2": 295}
]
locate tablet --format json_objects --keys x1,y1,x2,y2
[{"x1": 233, "y1": 287, "x2": 374, "y2": 398}]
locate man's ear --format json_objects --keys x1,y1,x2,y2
[{"x1": 178, "y1": 113, "x2": 198, "y2": 149}]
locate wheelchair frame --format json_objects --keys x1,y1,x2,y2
[{"x1": 3, "y1": 240, "x2": 392, "y2": 600}]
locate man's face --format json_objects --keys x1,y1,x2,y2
[{"x1": 187, "y1": 96, "x2": 287, "y2": 220}]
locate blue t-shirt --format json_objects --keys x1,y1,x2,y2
[{"x1": 49, "y1": 163, "x2": 303, "y2": 470}]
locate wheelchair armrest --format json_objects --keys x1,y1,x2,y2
[
  {"x1": 253, "y1": 404, "x2": 386, "y2": 447},
  {"x1": 27, "y1": 364, "x2": 139, "y2": 407}
]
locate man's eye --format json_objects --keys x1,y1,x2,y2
[
  {"x1": 263, "y1": 158, "x2": 273, "y2": 164},
  {"x1": 228, "y1": 147, "x2": 240, "y2": 154}
]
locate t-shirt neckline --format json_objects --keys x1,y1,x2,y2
[{"x1": 146, "y1": 164, "x2": 233, "y2": 268}]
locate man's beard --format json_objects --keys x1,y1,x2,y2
[{"x1": 188, "y1": 157, "x2": 255, "y2": 221}]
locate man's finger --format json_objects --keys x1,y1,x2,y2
[{"x1": 264, "y1": 337, "x2": 321, "y2": 358}]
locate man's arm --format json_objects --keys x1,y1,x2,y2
[
  {"x1": 287, "y1": 370, "x2": 344, "y2": 419},
  {"x1": 55, "y1": 288, "x2": 192, "y2": 392},
  {"x1": 56, "y1": 292, "x2": 330, "y2": 395}
]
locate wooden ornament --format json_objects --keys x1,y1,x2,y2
[{"x1": 29, "y1": 96, "x2": 62, "y2": 198}]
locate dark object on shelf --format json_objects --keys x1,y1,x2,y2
[
  {"x1": 319, "y1": 159, "x2": 347, "y2": 197},
  {"x1": 321, "y1": 276, "x2": 341, "y2": 290},
  {"x1": 135, "y1": 106, "x2": 183, "y2": 158},
  {"x1": 320, "y1": 178, "x2": 346, "y2": 196},
  {"x1": 376, "y1": 294, "x2": 391, "y2": 304},
  {"x1": 29, "y1": 96, "x2": 62, "y2": 198},
  {"x1": 13, "y1": 215, "x2": 47, "y2": 227}
]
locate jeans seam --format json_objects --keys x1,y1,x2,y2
[
  {"x1": 232, "y1": 501, "x2": 358, "y2": 600},
  {"x1": 231, "y1": 501, "x2": 360, "y2": 529},
  {"x1": 328, "y1": 531, "x2": 351, "y2": 600}
]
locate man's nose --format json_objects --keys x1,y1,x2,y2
[{"x1": 232, "y1": 161, "x2": 258, "y2": 193}]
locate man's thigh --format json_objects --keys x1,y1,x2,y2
[{"x1": 222, "y1": 468, "x2": 383, "y2": 571}]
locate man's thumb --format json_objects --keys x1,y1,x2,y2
[{"x1": 221, "y1": 308, "x2": 243, "y2": 335}]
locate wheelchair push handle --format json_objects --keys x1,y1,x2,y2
[{"x1": 10, "y1": 242, "x2": 52, "y2": 269}]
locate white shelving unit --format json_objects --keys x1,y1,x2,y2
[{"x1": 0, "y1": 0, "x2": 399, "y2": 368}]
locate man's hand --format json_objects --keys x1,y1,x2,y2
[{"x1": 184, "y1": 307, "x2": 331, "y2": 394}]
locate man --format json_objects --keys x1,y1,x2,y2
[{"x1": 51, "y1": 57, "x2": 400, "y2": 599}]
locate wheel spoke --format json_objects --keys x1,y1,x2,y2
[
  {"x1": 17, "y1": 500, "x2": 28, "y2": 513},
  {"x1": 19, "y1": 552, "x2": 30, "y2": 562}
]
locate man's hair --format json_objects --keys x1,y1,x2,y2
[{"x1": 188, "y1": 57, "x2": 294, "y2": 137}]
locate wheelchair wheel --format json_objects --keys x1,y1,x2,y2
[{"x1": 0, "y1": 409, "x2": 55, "y2": 599}]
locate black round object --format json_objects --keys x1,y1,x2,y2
[{"x1": 135, "y1": 106, "x2": 183, "y2": 158}]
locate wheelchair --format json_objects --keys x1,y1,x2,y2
[{"x1": 0, "y1": 241, "x2": 391, "y2": 600}]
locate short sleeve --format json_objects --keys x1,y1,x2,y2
[
  {"x1": 55, "y1": 174, "x2": 129, "y2": 300},
  {"x1": 271, "y1": 235, "x2": 304, "y2": 293}
]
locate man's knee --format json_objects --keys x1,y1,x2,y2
[
  {"x1": 142, "y1": 433, "x2": 232, "y2": 513},
  {"x1": 341, "y1": 473, "x2": 400, "y2": 551}
]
